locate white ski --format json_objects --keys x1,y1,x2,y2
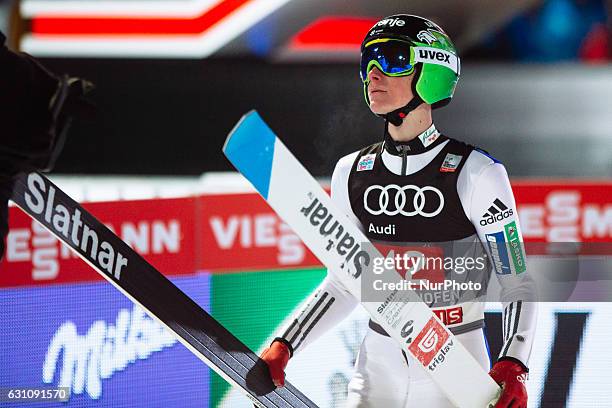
[{"x1": 223, "y1": 110, "x2": 501, "y2": 408}]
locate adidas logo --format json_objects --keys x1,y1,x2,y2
[{"x1": 480, "y1": 199, "x2": 513, "y2": 226}]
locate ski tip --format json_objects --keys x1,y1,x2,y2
[
  {"x1": 222, "y1": 110, "x2": 276, "y2": 199},
  {"x1": 222, "y1": 110, "x2": 260, "y2": 154}
]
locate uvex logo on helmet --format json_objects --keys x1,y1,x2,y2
[
  {"x1": 375, "y1": 17, "x2": 405, "y2": 28},
  {"x1": 413, "y1": 47, "x2": 460, "y2": 75},
  {"x1": 418, "y1": 49, "x2": 451, "y2": 63}
]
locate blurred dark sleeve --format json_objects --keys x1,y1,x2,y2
[
  {"x1": 0, "y1": 31, "x2": 54, "y2": 261},
  {"x1": 0, "y1": 180, "x2": 12, "y2": 261},
  {"x1": 0, "y1": 31, "x2": 63, "y2": 180},
  {"x1": 0, "y1": 31, "x2": 94, "y2": 261},
  {"x1": 0, "y1": 32, "x2": 41, "y2": 260}
]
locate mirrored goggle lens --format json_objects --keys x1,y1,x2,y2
[{"x1": 360, "y1": 41, "x2": 414, "y2": 81}]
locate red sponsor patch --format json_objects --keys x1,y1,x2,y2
[
  {"x1": 408, "y1": 317, "x2": 450, "y2": 366},
  {"x1": 433, "y1": 306, "x2": 464, "y2": 325}
]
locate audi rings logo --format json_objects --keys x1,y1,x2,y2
[{"x1": 363, "y1": 184, "x2": 444, "y2": 217}]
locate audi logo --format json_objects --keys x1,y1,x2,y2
[{"x1": 363, "y1": 184, "x2": 444, "y2": 217}]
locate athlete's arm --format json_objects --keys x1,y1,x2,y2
[
  {"x1": 280, "y1": 151, "x2": 362, "y2": 353},
  {"x1": 261, "y1": 153, "x2": 361, "y2": 386},
  {"x1": 459, "y1": 150, "x2": 537, "y2": 408},
  {"x1": 466, "y1": 155, "x2": 537, "y2": 366}
]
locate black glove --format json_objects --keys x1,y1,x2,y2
[
  {"x1": 40, "y1": 75, "x2": 96, "y2": 171},
  {"x1": 0, "y1": 31, "x2": 95, "y2": 262},
  {"x1": 0, "y1": 31, "x2": 95, "y2": 180}
]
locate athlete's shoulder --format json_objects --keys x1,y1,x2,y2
[
  {"x1": 333, "y1": 150, "x2": 360, "y2": 177},
  {"x1": 461, "y1": 145, "x2": 505, "y2": 176},
  {"x1": 455, "y1": 144, "x2": 513, "y2": 223},
  {"x1": 456, "y1": 143, "x2": 509, "y2": 199},
  {"x1": 437, "y1": 135, "x2": 502, "y2": 173}
]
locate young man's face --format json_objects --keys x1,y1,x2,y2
[{"x1": 366, "y1": 66, "x2": 414, "y2": 115}]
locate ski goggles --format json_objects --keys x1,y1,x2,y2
[{"x1": 360, "y1": 38, "x2": 415, "y2": 83}]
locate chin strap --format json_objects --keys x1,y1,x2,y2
[{"x1": 382, "y1": 96, "x2": 423, "y2": 126}]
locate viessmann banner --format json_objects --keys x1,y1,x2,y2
[
  {"x1": 0, "y1": 197, "x2": 199, "y2": 286},
  {"x1": 1, "y1": 181, "x2": 611, "y2": 285}
]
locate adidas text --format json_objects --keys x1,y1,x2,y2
[{"x1": 480, "y1": 209, "x2": 514, "y2": 226}]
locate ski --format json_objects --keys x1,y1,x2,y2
[
  {"x1": 223, "y1": 110, "x2": 501, "y2": 408},
  {"x1": 9, "y1": 171, "x2": 318, "y2": 408}
]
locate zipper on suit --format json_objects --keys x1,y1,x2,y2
[{"x1": 398, "y1": 145, "x2": 410, "y2": 176}]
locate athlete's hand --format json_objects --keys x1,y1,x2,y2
[
  {"x1": 489, "y1": 359, "x2": 528, "y2": 408},
  {"x1": 260, "y1": 339, "x2": 292, "y2": 387}
]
